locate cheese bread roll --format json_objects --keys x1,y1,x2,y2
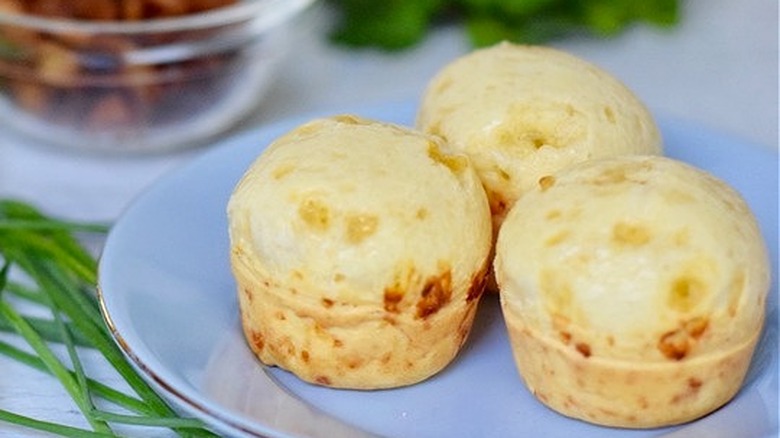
[
  {"x1": 495, "y1": 155, "x2": 769, "y2": 427},
  {"x1": 227, "y1": 115, "x2": 492, "y2": 389},
  {"x1": 417, "y1": 42, "x2": 662, "y2": 229}
]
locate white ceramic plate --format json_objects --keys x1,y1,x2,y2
[{"x1": 98, "y1": 101, "x2": 779, "y2": 438}]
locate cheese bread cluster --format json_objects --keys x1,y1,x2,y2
[{"x1": 227, "y1": 42, "x2": 769, "y2": 430}]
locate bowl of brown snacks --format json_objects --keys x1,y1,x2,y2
[{"x1": 0, "y1": 0, "x2": 316, "y2": 154}]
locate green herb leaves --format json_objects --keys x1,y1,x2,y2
[
  {"x1": 0, "y1": 199, "x2": 216, "y2": 437},
  {"x1": 328, "y1": 0, "x2": 680, "y2": 50}
]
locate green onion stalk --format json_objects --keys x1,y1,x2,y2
[{"x1": 0, "y1": 199, "x2": 218, "y2": 437}]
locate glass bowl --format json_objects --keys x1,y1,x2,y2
[{"x1": 0, "y1": 0, "x2": 316, "y2": 154}]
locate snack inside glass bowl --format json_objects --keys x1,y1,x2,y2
[{"x1": 0, "y1": 0, "x2": 316, "y2": 154}]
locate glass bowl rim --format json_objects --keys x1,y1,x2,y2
[{"x1": 0, "y1": 0, "x2": 316, "y2": 34}]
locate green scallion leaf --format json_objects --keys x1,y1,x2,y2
[
  {"x1": 0, "y1": 198, "x2": 217, "y2": 437},
  {"x1": 0, "y1": 409, "x2": 116, "y2": 438}
]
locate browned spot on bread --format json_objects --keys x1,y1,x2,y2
[
  {"x1": 497, "y1": 167, "x2": 512, "y2": 182},
  {"x1": 345, "y1": 213, "x2": 378, "y2": 244},
  {"x1": 466, "y1": 264, "x2": 488, "y2": 302},
  {"x1": 427, "y1": 141, "x2": 467, "y2": 173},
  {"x1": 242, "y1": 287, "x2": 253, "y2": 303},
  {"x1": 672, "y1": 377, "x2": 704, "y2": 404},
  {"x1": 684, "y1": 317, "x2": 709, "y2": 339},
  {"x1": 545, "y1": 230, "x2": 570, "y2": 247},
  {"x1": 603, "y1": 106, "x2": 616, "y2": 123},
  {"x1": 598, "y1": 407, "x2": 619, "y2": 418},
  {"x1": 668, "y1": 275, "x2": 707, "y2": 313},
  {"x1": 658, "y1": 316, "x2": 709, "y2": 360},
  {"x1": 380, "y1": 353, "x2": 392, "y2": 364},
  {"x1": 321, "y1": 298, "x2": 334, "y2": 308},
  {"x1": 593, "y1": 167, "x2": 628, "y2": 185},
  {"x1": 301, "y1": 350, "x2": 310, "y2": 363},
  {"x1": 250, "y1": 331, "x2": 264, "y2": 351},
  {"x1": 538, "y1": 175, "x2": 556, "y2": 191},
  {"x1": 487, "y1": 188, "x2": 509, "y2": 218},
  {"x1": 298, "y1": 197, "x2": 330, "y2": 231},
  {"x1": 416, "y1": 269, "x2": 452, "y2": 318},
  {"x1": 383, "y1": 265, "x2": 421, "y2": 313},
  {"x1": 575, "y1": 342, "x2": 591, "y2": 358},
  {"x1": 592, "y1": 161, "x2": 654, "y2": 186},
  {"x1": 612, "y1": 222, "x2": 651, "y2": 246},
  {"x1": 384, "y1": 289, "x2": 404, "y2": 313},
  {"x1": 271, "y1": 163, "x2": 295, "y2": 180},
  {"x1": 315, "y1": 375, "x2": 332, "y2": 385},
  {"x1": 658, "y1": 329, "x2": 689, "y2": 360}
]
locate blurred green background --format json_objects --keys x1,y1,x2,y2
[{"x1": 327, "y1": 0, "x2": 680, "y2": 50}]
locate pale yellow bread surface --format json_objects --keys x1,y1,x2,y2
[
  {"x1": 494, "y1": 155, "x2": 769, "y2": 427},
  {"x1": 227, "y1": 115, "x2": 492, "y2": 389},
  {"x1": 417, "y1": 42, "x2": 662, "y2": 228}
]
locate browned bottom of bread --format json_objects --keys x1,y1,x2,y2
[
  {"x1": 503, "y1": 315, "x2": 761, "y2": 428},
  {"x1": 234, "y1": 254, "x2": 485, "y2": 390}
]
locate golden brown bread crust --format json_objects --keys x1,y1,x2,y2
[
  {"x1": 233, "y1": 252, "x2": 488, "y2": 389},
  {"x1": 504, "y1": 313, "x2": 761, "y2": 428}
]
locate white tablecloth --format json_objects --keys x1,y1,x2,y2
[{"x1": 1, "y1": 0, "x2": 777, "y2": 436}]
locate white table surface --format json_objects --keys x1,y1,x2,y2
[{"x1": 0, "y1": 0, "x2": 777, "y2": 436}]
